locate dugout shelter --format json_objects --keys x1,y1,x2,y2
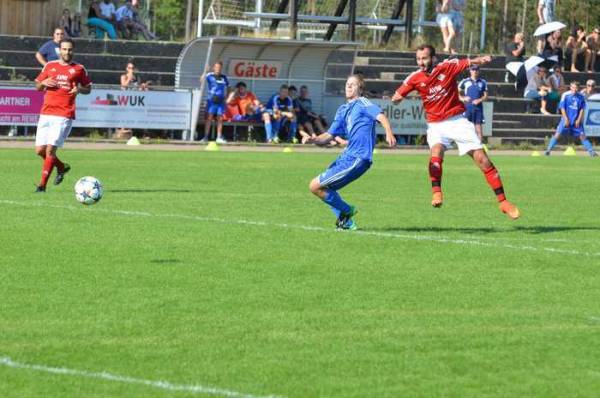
[{"x1": 175, "y1": 36, "x2": 359, "y2": 141}]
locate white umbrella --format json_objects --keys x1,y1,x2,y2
[
  {"x1": 524, "y1": 56, "x2": 545, "y2": 71},
  {"x1": 506, "y1": 62, "x2": 523, "y2": 76},
  {"x1": 534, "y1": 21, "x2": 566, "y2": 37}
]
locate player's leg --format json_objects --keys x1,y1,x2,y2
[
  {"x1": 309, "y1": 157, "x2": 370, "y2": 229},
  {"x1": 545, "y1": 120, "x2": 564, "y2": 155},
  {"x1": 469, "y1": 149, "x2": 520, "y2": 219},
  {"x1": 288, "y1": 115, "x2": 298, "y2": 142},
  {"x1": 203, "y1": 112, "x2": 214, "y2": 142},
  {"x1": 215, "y1": 113, "x2": 226, "y2": 143},
  {"x1": 261, "y1": 112, "x2": 274, "y2": 143},
  {"x1": 578, "y1": 132, "x2": 598, "y2": 157},
  {"x1": 429, "y1": 144, "x2": 445, "y2": 207},
  {"x1": 51, "y1": 117, "x2": 72, "y2": 185}
]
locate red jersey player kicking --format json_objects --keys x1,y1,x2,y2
[
  {"x1": 34, "y1": 38, "x2": 92, "y2": 192},
  {"x1": 392, "y1": 45, "x2": 520, "y2": 220}
]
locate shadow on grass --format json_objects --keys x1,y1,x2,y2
[
  {"x1": 368, "y1": 225, "x2": 600, "y2": 235},
  {"x1": 150, "y1": 259, "x2": 182, "y2": 264},
  {"x1": 109, "y1": 188, "x2": 193, "y2": 193}
]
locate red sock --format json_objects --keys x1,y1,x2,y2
[
  {"x1": 54, "y1": 156, "x2": 65, "y2": 173},
  {"x1": 483, "y1": 165, "x2": 506, "y2": 202},
  {"x1": 429, "y1": 156, "x2": 443, "y2": 193},
  {"x1": 39, "y1": 155, "x2": 56, "y2": 188}
]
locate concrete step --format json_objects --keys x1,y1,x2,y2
[
  {"x1": 492, "y1": 128, "x2": 552, "y2": 138},
  {"x1": 356, "y1": 50, "x2": 508, "y2": 67},
  {"x1": 0, "y1": 35, "x2": 183, "y2": 57},
  {"x1": 0, "y1": 66, "x2": 174, "y2": 85},
  {"x1": 0, "y1": 50, "x2": 178, "y2": 73}
]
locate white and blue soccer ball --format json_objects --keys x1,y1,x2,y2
[{"x1": 74, "y1": 176, "x2": 104, "y2": 205}]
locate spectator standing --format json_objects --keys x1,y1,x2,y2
[
  {"x1": 580, "y1": 79, "x2": 597, "y2": 99},
  {"x1": 200, "y1": 62, "x2": 229, "y2": 144},
  {"x1": 545, "y1": 81, "x2": 598, "y2": 157},
  {"x1": 459, "y1": 65, "x2": 488, "y2": 142},
  {"x1": 505, "y1": 33, "x2": 526, "y2": 82},
  {"x1": 565, "y1": 26, "x2": 590, "y2": 72},
  {"x1": 35, "y1": 28, "x2": 64, "y2": 66},
  {"x1": 226, "y1": 82, "x2": 274, "y2": 142},
  {"x1": 266, "y1": 85, "x2": 298, "y2": 143},
  {"x1": 586, "y1": 28, "x2": 600, "y2": 72},
  {"x1": 537, "y1": 0, "x2": 556, "y2": 24},
  {"x1": 88, "y1": 0, "x2": 117, "y2": 40},
  {"x1": 450, "y1": 0, "x2": 465, "y2": 50},
  {"x1": 524, "y1": 66, "x2": 554, "y2": 115},
  {"x1": 436, "y1": 0, "x2": 456, "y2": 54}
]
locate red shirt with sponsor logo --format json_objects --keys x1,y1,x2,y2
[
  {"x1": 35, "y1": 60, "x2": 92, "y2": 119},
  {"x1": 395, "y1": 58, "x2": 471, "y2": 123}
]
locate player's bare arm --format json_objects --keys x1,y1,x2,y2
[
  {"x1": 35, "y1": 78, "x2": 58, "y2": 91},
  {"x1": 376, "y1": 113, "x2": 397, "y2": 147},
  {"x1": 391, "y1": 92, "x2": 405, "y2": 105},
  {"x1": 69, "y1": 84, "x2": 92, "y2": 95},
  {"x1": 560, "y1": 108, "x2": 570, "y2": 127},
  {"x1": 469, "y1": 55, "x2": 492, "y2": 66},
  {"x1": 303, "y1": 132, "x2": 332, "y2": 145}
]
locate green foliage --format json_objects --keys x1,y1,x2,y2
[{"x1": 153, "y1": 0, "x2": 186, "y2": 41}]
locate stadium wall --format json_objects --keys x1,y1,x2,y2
[{"x1": 0, "y1": 0, "x2": 63, "y2": 36}]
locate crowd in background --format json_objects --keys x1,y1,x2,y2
[{"x1": 58, "y1": 0, "x2": 155, "y2": 41}]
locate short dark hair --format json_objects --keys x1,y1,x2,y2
[
  {"x1": 570, "y1": 80, "x2": 580, "y2": 86},
  {"x1": 214, "y1": 61, "x2": 223, "y2": 66},
  {"x1": 288, "y1": 85, "x2": 297, "y2": 92},
  {"x1": 59, "y1": 38, "x2": 74, "y2": 47},
  {"x1": 300, "y1": 85, "x2": 308, "y2": 90},
  {"x1": 235, "y1": 81, "x2": 247, "y2": 88},
  {"x1": 280, "y1": 84, "x2": 289, "y2": 90},
  {"x1": 416, "y1": 44, "x2": 436, "y2": 57}
]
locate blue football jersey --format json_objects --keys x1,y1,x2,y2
[
  {"x1": 205, "y1": 72, "x2": 229, "y2": 101},
  {"x1": 328, "y1": 97, "x2": 382, "y2": 162},
  {"x1": 559, "y1": 91, "x2": 586, "y2": 122},
  {"x1": 459, "y1": 77, "x2": 487, "y2": 110}
]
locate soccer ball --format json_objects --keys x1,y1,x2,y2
[{"x1": 74, "y1": 176, "x2": 104, "y2": 205}]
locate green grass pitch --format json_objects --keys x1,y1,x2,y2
[{"x1": 1, "y1": 147, "x2": 600, "y2": 397}]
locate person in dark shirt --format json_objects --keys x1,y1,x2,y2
[{"x1": 504, "y1": 33, "x2": 525, "y2": 83}]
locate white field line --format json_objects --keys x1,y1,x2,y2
[
  {"x1": 0, "y1": 356, "x2": 281, "y2": 398},
  {"x1": 1, "y1": 199, "x2": 599, "y2": 258}
]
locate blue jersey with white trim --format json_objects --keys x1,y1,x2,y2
[
  {"x1": 458, "y1": 77, "x2": 487, "y2": 110},
  {"x1": 205, "y1": 72, "x2": 229, "y2": 101},
  {"x1": 559, "y1": 91, "x2": 586, "y2": 123},
  {"x1": 328, "y1": 97, "x2": 382, "y2": 162}
]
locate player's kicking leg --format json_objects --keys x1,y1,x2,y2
[
  {"x1": 578, "y1": 132, "x2": 598, "y2": 157},
  {"x1": 469, "y1": 149, "x2": 520, "y2": 220},
  {"x1": 34, "y1": 115, "x2": 71, "y2": 192},
  {"x1": 428, "y1": 143, "x2": 445, "y2": 208},
  {"x1": 309, "y1": 157, "x2": 370, "y2": 230},
  {"x1": 35, "y1": 145, "x2": 69, "y2": 192}
]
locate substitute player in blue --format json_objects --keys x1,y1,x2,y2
[
  {"x1": 545, "y1": 81, "x2": 598, "y2": 157},
  {"x1": 459, "y1": 64, "x2": 488, "y2": 143},
  {"x1": 200, "y1": 62, "x2": 229, "y2": 144},
  {"x1": 266, "y1": 85, "x2": 298, "y2": 143},
  {"x1": 303, "y1": 74, "x2": 396, "y2": 230}
]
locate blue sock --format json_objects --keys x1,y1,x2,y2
[
  {"x1": 264, "y1": 122, "x2": 273, "y2": 141},
  {"x1": 289, "y1": 121, "x2": 298, "y2": 141},
  {"x1": 582, "y1": 138, "x2": 595, "y2": 154},
  {"x1": 329, "y1": 205, "x2": 341, "y2": 219},
  {"x1": 323, "y1": 190, "x2": 351, "y2": 215},
  {"x1": 546, "y1": 136, "x2": 558, "y2": 152}
]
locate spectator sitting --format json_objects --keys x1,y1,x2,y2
[
  {"x1": 35, "y1": 27, "x2": 64, "y2": 66},
  {"x1": 99, "y1": 0, "x2": 117, "y2": 30},
  {"x1": 88, "y1": 0, "x2": 117, "y2": 40},
  {"x1": 116, "y1": 1, "x2": 156, "y2": 40},
  {"x1": 71, "y1": 12, "x2": 82, "y2": 37},
  {"x1": 120, "y1": 62, "x2": 147, "y2": 90},
  {"x1": 540, "y1": 30, "x2": 563, "y2": 68},
  {"x1": 524, "y1": 66, "x2": 554, "y2": 115},
  {"x1": 226, "y1": 82, "x2": 274, "y2": 142},
  {"x1": 549, "y1": 65, "x2": 566, "y2": 95},
  {"x1": 59, "y1": 9, "x2": 74, "y2": 37},
  {"x1": 436, "y1": 0, "x2": 456, "y2": 54},
  {"x1": 565, "y1": 26, "x2": 590, "y2": 72},
  {"x1": 266, "y1": 85, "x2": 298, "y2": 143},
  {"x1": 586, "y1": 28, "x2": 600, "y2": 72},
  {"x1": 580, "y1": 79, "x2": 597, "y2": 99},
  {"x1": 294, "y1": 85, "x2": 327, "y2": 139},
  {"x1": 505, "y1": 32, "x2": 526, "y2": 82}
]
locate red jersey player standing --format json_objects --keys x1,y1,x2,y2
[
  {"x1": 34, "y1": 38, "x2": 92, "y2": 192},
  {"x1": 392, "y1": 45, "x2": 520, "y2": 219}
]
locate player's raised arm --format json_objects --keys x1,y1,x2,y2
[
  {"x1": 376, "y1": 113, "x2": 396, "y2": 147},
  {"x1": 469, "y1": 55, "x2": 492, "y2": 67},
  {"x1": 302, "y1": 132, "x2": 333, "y2": 145}
]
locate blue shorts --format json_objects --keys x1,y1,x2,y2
[
  {"x1": 233, "y1": 112, "x2": 262, "y2": 122},
  {"x1": 557, "y1": 119, "x2": 584, "y2": 136},
  {"x1": 317, "y1": 156, "x2": 371, "y2": 191},
  {"x1": 464, "y1": 107, "x2": 485, "y2": 125},
  {"x1": 206, "y1": 100, "x2": 225, "y2": 116}
]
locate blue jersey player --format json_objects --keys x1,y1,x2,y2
[
  {"x1": 545, "y1": 81, "x2": 598, "y2": 157},
  {"x1": 458, "y1": 64, "x2": 488, "y2": 142},
  {"x1": 304, "y1": 75, "x2": 396, "y2": 230},
  {"x1": 266, "y1": 85, "x2": 298, "y2": 143},
  {"x1": 201, "y1": 62, "x2": 229, "y2": 144}
]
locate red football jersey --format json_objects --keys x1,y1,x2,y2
[
  {"x1": 395, "y1": 58, "x2": 471, "y2": 123},
  {"x1": 35, "y1": 60, "x2": 92, "y2": 119}
]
